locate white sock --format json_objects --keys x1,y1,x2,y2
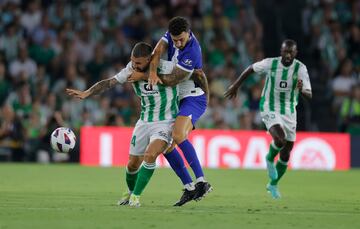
[
  {"x1": 184, "y1": 183, "x2": 195, "y2": 191},
  {"x1": 196, "y1": 176, "x2": 206, "y2": 183}
]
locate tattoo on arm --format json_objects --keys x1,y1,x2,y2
[
  {"x1": 87, "y1": 78, "x2": 118, "y2": 96},
  {"x1": 158, "y1": 67, "x2": 190, "y2": 87},
  {"x1": 191, "y1": 70, "x2": 209, "y2": 96}
]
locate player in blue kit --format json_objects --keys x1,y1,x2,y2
[{"x1": 131, "y1": 17, "x2": 212, "y2": 206}]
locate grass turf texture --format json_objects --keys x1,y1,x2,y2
[{"x1": 0, "y1": 164, "x2": 359, "y2": 229}]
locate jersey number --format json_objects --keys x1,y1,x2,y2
[
  {"x1": 279, "y1": 81, "x2": 288, "y2": 88},
  {"x1": 131, "y1": 135, "x2": 136, "y2": 147}
]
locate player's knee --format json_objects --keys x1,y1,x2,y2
[
  {"x1": 279, "y1": 152, "x2": 290, "y2": 162},
  {"x1": 172, "y1": 131, "x2": 187, "y2": 144},
  {"x1": 127, "y1": 162, "x2": 139, "y2": 172},
  {"x1": 273, "y1": 137, "x2": 286, "y2": 148},
  {"x1": 144, "y1": 150, "x2": 157, "y2": 163}
]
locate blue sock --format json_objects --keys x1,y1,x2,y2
[
  {"x1": 178, "y1": 139, "x2": 204, "y2": 179},
  {"x1": 164, "y1": 148, "x2": 193, "y2": 185}
]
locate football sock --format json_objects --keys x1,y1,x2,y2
[
  {"x1": 178, "y1": 139, "x2": 204, "y2": 179},
  {"x1": 184, "y1": 183, "x2": 195, "y2": 191},
  {"x1": 196, "y1": 177, "x2": 205, "y2": 183},
  {"x1": 164, "y1": 148, "x2": 193, "y2": 185},
  {"x1": 270, "y1": 159, "x2": 288, "y2": 185},
  {"x1": 266, "y1": 141, "x2": 281, "y2": 162},
  {"x1": 133, "y1": 162, "x2": 156, "y2": 196},
  {"x1": 126, "y1": 166, "x2": 139, "y2": 192}
]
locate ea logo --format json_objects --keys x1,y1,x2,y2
[
  {"x1": 291, "y1": 138, "x2": 335, "y2": 170},
  {"x1": 144, "y1": 84, "x2": 153, "y2": 91}
]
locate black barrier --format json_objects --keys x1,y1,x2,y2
[{"x1": 351, "y1": 136, "x2": 360, "y2": 167}]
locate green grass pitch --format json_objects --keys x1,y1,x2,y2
[{"x1": 0, "y1": 164, "x2": 359, "y2": 229}]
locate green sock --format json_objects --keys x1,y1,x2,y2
[
  {"x1": 133, "y1": 162, "x2": 156, "y2": 196},
  {"x1": 266, "y1": 142, "x2": 281, "y2": 162},
  {"x1": 126, "y1": 167, "x2": 139, "y2": 192},
  {"x1": 270, "y1": 159, "x2": 288, "y2": 185}
]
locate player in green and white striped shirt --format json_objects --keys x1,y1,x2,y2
[
  {"x1": 225, "y1": 40, "x2": 312, "y2": 199},
  {"x1": 66, "y1": 42, "x2": 194, "y2": 207}
]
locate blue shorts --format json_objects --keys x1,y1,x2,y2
[{"x1": 177, "y1": 94, "x2": 207, "y2": 127}]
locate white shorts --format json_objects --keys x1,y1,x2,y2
[
  {"x1": 129, "y1": 119, "x2": 174, "y2": 156},
  {"x1": 260, "y1": 111, "x2": 297, "y2": 142}
]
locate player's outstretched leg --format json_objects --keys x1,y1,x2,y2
[
  {"x1": 174, "y1": 95, "x2": 212, "y2": 202},
  {"x1": 164, "y1": 147, "x2": 196, "y2": 206},
  {"x1": 267, "y1": 159, "x2": 287, "y2": 199},
  {"x1": 173, "y1": 116, "x2": 212, "y2": 202},
  {"x1": 118, "y1": 156, "x2": 142, "y2": 206},
  {"x1": 267, "y1": 141, "x2": 293, "y2": 199},
  {"x1": 130, "y1": 161, "x2": 156, "y2": 207},
  {"x1": 177, "y1": 139, "x2": 213, "y2": 201},
  {"x1": 266, "y1": 141, "x2": 282, "y2": 180},
  {"x1": 130, "y1": 139, "x2": 168, "y2": 207},
  {"x1": 266, "y1": 125, "x2": 288, "y2": 199}
]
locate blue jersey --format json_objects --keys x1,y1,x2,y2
[{"x1": 161, "y1": 31, "x2": 204, "y2": 99}]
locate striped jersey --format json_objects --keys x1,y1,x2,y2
[
  {"x1": 113, "y1": 60, "x2": 179, "y2": 122},
  {"x1": 253, "y1": 57, "x2": 311, "y2": 116}
]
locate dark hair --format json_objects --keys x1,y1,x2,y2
[
  {"x1": 282, "y1": 39, "x2": 297, "y2": 48},
  {"x1": 168, "y1": 16, "x2": 190, "y2": 36},
  {"x1": 131, "y1": 42, "x2": 152, "y2": 58}
]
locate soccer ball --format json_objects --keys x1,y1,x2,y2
[{"x1": 50, "y1": 127, "x2": 76, "y2": 153}]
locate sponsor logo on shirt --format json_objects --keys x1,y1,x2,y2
[
  {"x1": 182, "y1": 59, "x2": 192, "y2": 66},
  {"x1": 144, "y1": 84, "x2": 153, "y2": 91}
]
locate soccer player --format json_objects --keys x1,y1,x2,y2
[
  {"x1": 66, "y1": 42, "x2": 194, "y2": 207},
  {"x1": 224, "y1": 40, "x2": 312, "y2": 199},
  {"x1": 132, "y1": 16, "x2": 212, "y2": 206}
]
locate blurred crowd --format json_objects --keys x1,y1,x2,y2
[{"x1": 0, "y1": 0, "x2": 359, "y2": 162}]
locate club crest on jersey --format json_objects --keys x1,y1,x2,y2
[
  {"x1": 144, "y1": 84, "x2": 153, "y2": 91},
  {"x1": 182, "y1": 59, "x2": 192, "y2": 66}
]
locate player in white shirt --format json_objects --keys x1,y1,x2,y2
[
  {"x1": 225, "y1": 40, "x2": 312, "y2": 199},
  {"x1": 66, "y1": 42, "x2": 194, "y2": 207}
]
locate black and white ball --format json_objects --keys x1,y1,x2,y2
[{"x1": 50, "y1": 127, "x2": 76, "y2": 153}]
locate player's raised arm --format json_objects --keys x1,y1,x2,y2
[
  {"x1": 224, "y1": 66, "x2": 255, "y2": 99},
  {"x1": 149, "y1": 39, "x2": 168, "y2": 86},
  {"x1": 66, "y1": 77, "x2": 118, "y2": 99}
]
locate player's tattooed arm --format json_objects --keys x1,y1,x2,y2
[
  {"x1": 87, "y1": 78, "x2": 118, "y2": 96},
  {"x1": 224, "y1": 66, "x2": 255, "y2": 99},
  {"x1": 191, "y1": 69, "x2": 210, "y2": 103},
  {"x1": 158, "y1": 67, "x2": 190, "y2": 87},
  {"x1": 66, "y1": 78, "x2": 118, "y2": 99}
]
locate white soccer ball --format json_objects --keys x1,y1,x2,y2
[{"x1": 50, "y1": 127, "x2": 76, "y2": 153}]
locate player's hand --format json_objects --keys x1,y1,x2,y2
[
  {"x1": 128, "y1": 71, "x2": 147, "y2": 83},
  {"x1": 297, "y1": 79, "x2": 303, "y2": 91},
  {"x1": 148, "y1": 72, "x2": 163, "y2": 86},
  {"x1": 224, "y1": 85, "x2": 238, "y2": 99},
  {"x1": 65, "y1": 88, "x2": 90, "y2": 99}
]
